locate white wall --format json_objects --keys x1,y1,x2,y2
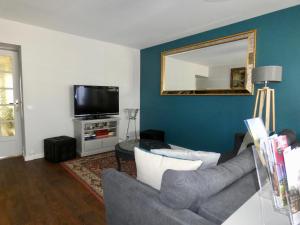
[
  {"x1": 196, "y1": 64, "x2": 244, "y2": 90},
  {"x1": 204, "y1": 65, "x2": 231, "y2": 89},
  {"x1": 165, "y1": 57, "x2": 208, "y2": 90},
  {"x1": 0, "y1": 18, "x2": 140, "y2": 160}
]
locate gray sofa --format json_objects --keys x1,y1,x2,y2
[{"x1": 102, "y1": 148, "x2": 259, "y2": 225}]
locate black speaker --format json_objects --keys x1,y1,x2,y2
[
  {"x1": 44, "y1": 136, "x2": 76, "y2": 163},
  {"x1": 140, "y1": 129, "x2": 165, "y2": 142}
]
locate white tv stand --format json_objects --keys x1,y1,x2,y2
[{"x1": 74, "y1": 117, "x2": 119, "y2": 157}]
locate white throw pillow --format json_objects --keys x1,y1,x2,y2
[
  {"x1": 134, "y1": 147, "x2": 202, "y2": 190},
  {"x1": 151, "y1": 147, "x2": 220, "y2": 169}
]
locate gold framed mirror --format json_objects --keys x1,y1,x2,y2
[{"x1": 161, "y1": 30, "x2": 256, "y2": 95}]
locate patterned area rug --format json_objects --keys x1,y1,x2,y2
[{"x1": 61, "y1": 151, "x2": 136, "y2": 202}]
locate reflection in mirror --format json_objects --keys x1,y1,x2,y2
[
  {"x1": 161, "y1": 30, "x2": 256, "y2": 95},
  {"x1": 165, "y1": 39, "x2": 248, "y2": 90}
]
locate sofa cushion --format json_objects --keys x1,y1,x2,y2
[
  {"x1": 197, "y1": 170, "x2": 259, "y2": 224},
  {"x1": 151, "y1": 148, "x2": 220, "y2": 169},
  {"x1": 102, "y1": 168, "x2": 219, "y2": 225},
  {"x1": 278, "y1": 129, "x2": 297, "y2": 145},
  {"x1": 159, "y1": 147, "x2": 255, "y2": 210},
  {"x1": 135, "y1": 147, "x2": 202, "y2": 190}
]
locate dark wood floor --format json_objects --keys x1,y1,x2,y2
[{"x1": 0, "y1": 157, "x2": 107, "y2": 225}]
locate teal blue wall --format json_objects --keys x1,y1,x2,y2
[{"x1": 140, "y1": 5, "x2": 300, "y2": 153}]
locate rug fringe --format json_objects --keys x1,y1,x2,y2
[{"x1": 61, "y1": 163, "x2": 105, "y2": 204}]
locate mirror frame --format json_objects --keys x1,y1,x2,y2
[{"x1": 160, "y1": 30, "x2": 256, "y2": 96}]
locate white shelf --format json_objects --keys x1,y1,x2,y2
[
  {"x1": 74, "y1": 117, "x2": 119, "y2": 157},
  {"x1": 84, "y1": 126, "x2": 117, "y2": 132},
  {"x1": 84, "y1": 134, "x2": 117, "y2": 140}
]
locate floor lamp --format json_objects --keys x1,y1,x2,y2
[{"x1": 252, "y1": 66, "x2": 282, "y2": 132}]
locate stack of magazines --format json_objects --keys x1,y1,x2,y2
[{"x1": 245, "y1": 118, "x2": 300, "y2": 225}]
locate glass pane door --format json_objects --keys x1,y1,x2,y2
[{"x1": 0, "y1": 56, "x2": 15, "y2": 137}]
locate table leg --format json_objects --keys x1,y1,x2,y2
[{"x1": 116, "y1": 153, "x2": 122, "y2": 171}]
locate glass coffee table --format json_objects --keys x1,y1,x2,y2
[{"x1": 115, "y1": 139, "x2": 171, "y2": 171}]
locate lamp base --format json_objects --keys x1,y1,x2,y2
[{"x1": 253, "y1": 87, "x2": 275, "y2": 132}]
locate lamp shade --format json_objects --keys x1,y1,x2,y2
[{"x1": 252, "y1": 66, "x2": 282, "y2": 83}]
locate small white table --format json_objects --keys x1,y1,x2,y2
[{"x1": 222, "y1": 191, "x2": 290, "y2": 225}]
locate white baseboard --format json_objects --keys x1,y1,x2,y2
[{"x1": 24, "y1": 153, "x2": 44, "y2": 161}]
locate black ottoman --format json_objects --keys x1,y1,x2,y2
[
  {"x1": 140, "y1": 129, "x2": 165, "y2": 142},
  {"x1": 44, "y1": 136, "x2": 76, "y2": 163}
]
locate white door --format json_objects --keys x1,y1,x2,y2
[{"x1": 0, "y1": 49, "x2": 23, "y2": 158}]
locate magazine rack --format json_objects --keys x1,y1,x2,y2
[
  {"x1": 252, "y1": 146, "x2": 270, "y2": 195},
  {"x1": 246, "y1": 118, "x2": 298, "y2": 225},
  {"x1": 252, "y1": 146, "x2": 294, "y2": 225}
]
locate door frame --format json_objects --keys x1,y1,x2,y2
[{"x1": 0, "y1": 42, "x2": 26, "y2": 158}]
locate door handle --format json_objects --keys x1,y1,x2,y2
[{"x1": 8, "y1": 100, "x2": 20, "y2": 106}]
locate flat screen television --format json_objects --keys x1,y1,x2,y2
[{"x1": 74, "y1": 85, "x2": 119, "y2": 117}]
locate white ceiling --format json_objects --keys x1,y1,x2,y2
[
  {"x1": 170, "y1": 39, "x2": 248, "y2": 66},
  {"x1": 0, "y1": 0, "x2": 299, "y2": 49}
]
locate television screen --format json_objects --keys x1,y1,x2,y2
[{"x1": 74, "y1": 85, "x2": 119, "y2": 117}]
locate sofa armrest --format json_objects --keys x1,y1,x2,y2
[{"x1": 102, "y1": 168, "x2": 217, "y2": 225}]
